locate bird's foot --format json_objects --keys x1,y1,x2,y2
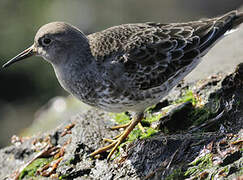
[
  {"x1": 89, "y1": 128, "x2": 129, "y2": 160},
  {"x1": 110, "y1": 122, "x2": 131, "y2": 130},
  {"x1": 90, "y1": 112, "x2": 144, "y2": 161},
  {"x1": 110, "y1": 122, "x2": 145, "y2": 133}
]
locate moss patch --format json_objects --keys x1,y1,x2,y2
[
  {"x1": 126, "y1": 127, "x2": 158, "y2": 142},
  {"x1": 143, "y1": 113, "x2": 163, "y2": 124},
  {"x1": 174, "y1": 89, "x2": 219, "y2": 126},
  {"x1": 19, "y1": 158, "x2": 52, "y2": 179},
  {"x1": 140, "y1": 128, "x2": 158, "y2": 139},
  {"x1": 111, "y1": 112, "x2": 130, "y2": 125},
  {"x1": 189, "y1": 97, "x2": 220, "y2": 127},
  {"x1": 189, "y1": 107, "x2": 217, "y2": 127},
  {"x1": 170, "y1": 89, "x2": 221, "y2": 130},
  {"x1": 184, "y1": 153, "x2": 213, "y2": 177},
  {"x1": 175, "y1": 90, "x2": 198, "y2": 105}
]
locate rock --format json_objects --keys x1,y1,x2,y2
[
  {"x1": 0, "y1": 63, "x2": 242, "y2": 180},
  {"x1": 151, "y1": 101, "x2": 194, "y2": 132}
]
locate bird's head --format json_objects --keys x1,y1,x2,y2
[{"x1": 3, "y1": 22, "x2": 88, "y2": 68}]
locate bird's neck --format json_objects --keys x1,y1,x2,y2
[{"x1": 52, "y1": 50, "x2": 99, "y2": 100}]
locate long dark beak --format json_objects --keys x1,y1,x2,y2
[{"x1": 2, "y1": 45, "x2": 36, "y2": 68}]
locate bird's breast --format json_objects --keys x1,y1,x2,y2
[{"x1": 53, "y1": 64, "x2": 100, "y2": 106}]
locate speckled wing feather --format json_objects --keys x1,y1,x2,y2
[{"x1": 88, "y1": 11, "x2": 240, "y2": 90}]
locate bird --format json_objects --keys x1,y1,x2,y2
[{"x1": 3, "y1": 10, "x2": 243, "y2": 160}]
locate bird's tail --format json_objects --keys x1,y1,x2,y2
[
  {"x1": 216, "y1": 10, "x2": 243, "y2": 30},
  {"x1": 232, "y1": 11, "x2": 243, "y2": 29},
  {"x1": 198, "y1": 10, "x2": 242, "y2": 54}
]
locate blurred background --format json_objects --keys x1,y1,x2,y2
[{"x1": 0, "y1": 0, "x2": 243, "y2": 148}]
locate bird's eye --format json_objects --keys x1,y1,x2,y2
[{"x1": 41, "y1": 37, "x2": 52, "y2": 47}]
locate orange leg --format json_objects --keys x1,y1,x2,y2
[{"x1": 111, "y1": 121, "x2": 145, "y2": 133}]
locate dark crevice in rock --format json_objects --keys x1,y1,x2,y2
[
  {"x1": 221, "y1": 151, "x2": 242, "y2": 166},
  {"x1": 63, "y1": 168, "x2": 91, "y2": 179},
  {"x1": 4, "y1": 147, "x2": 34, "y2": 160}
]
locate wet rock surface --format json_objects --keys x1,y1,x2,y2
[{"x1": 0, "y1": 63, "x2": 242, "y2": 180}]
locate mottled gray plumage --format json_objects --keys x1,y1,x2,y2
[
  {"x1": 46, "y1": 10, "x2": 243, "y2": 113},
  {"x1": 3, "y1": 10, "x2": 243, "y2": 160}
]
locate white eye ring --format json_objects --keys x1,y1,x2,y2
[{"x1": 41, "y1": 37, "x2": 52, "y2": 47}]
